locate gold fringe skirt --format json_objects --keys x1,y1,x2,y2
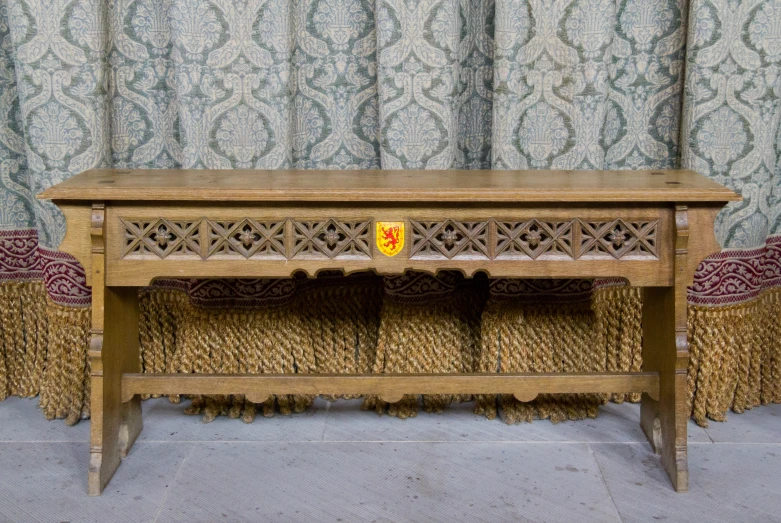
[
  {"x1": 688, "y1": 289, "x2": 781, "y2": 426},
  {"x1": 2, "y1": 277, "x2": 779, "y2": 427}
]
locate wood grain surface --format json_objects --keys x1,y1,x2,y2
[
  {"x1": 39, "y1": 168, "x2": 740, "y2": 203},
  {"x1": 43, "y1": 168, "x2": 736, "y2": 495},
  {"x1": 120, "y1": 372, "x2": 661, "y2": 405}
]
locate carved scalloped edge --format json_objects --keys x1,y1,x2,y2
[
  {"x1": 513, "y1": 392, "x2": 539, "y2": 403},
  {"x1": 379, "y1": 392, "x2": 405, "y2": 404}
]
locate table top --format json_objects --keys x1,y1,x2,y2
[{"x1": 38, "y1": 168, "x2": 741, "y2": 203}]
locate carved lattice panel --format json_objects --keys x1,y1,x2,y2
[
  {"x1": 291, "y1": 219, "x2": 372, "y2": 259},
  {"x1": 121, "y1": 219, "x2": 201, "y2": 259},
  {"x1": 207, "y1": 219, "x2": 286, "y2": 259},
  {"x1": 579, "y1": 219, "x2": 659, "y2": 259},
  {"x1": 118, "y1": 216, "x2": 660, "y2": 262},
  {"x1": 409, "y1": 220, "x2": 490, "y2": 259},
  {"x1": 495, "y1": 220, "x2": 575, "y2": 259}
]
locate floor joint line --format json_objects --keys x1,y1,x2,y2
[{"x1": 152, "y1": 443, "x2": 193, "y2": 523}]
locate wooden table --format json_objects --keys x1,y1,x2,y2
[{"x1": 39, "y1": 168, "x2": 739, "y2": 495}]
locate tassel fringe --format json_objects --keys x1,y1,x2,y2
[
  {"x1": 0, "y1": 281, "x2": 49, "y2": 400},
  {"x1": 362, "y1": 278, "x2": 488, "y2": 418},
  {"x1": 688, "y1": 289, "x2": 781, "y2": 426},
  {"x1": 2, "y1": 278, "x2": 780, "y2": 426},
  {"x1": 0, "y1": 281, "x2": 90, "y2": 425},
  {"x1": 138, "y1": 275, "x2": 384, "y2": 422},
  {"x1": 474, "y1": 285, "x2": 642, "y2": 423}
]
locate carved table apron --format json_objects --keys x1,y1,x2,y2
[{"x1": 39, "y1": 168, "x2": 740, "y2": 495}]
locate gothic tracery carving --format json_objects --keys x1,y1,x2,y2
[
  {"x1": 409, "y1": 220, "x2": 490, "y2": 259},
  {"x1": 207, "y1": 219, "x2": 286, "y2": 259},
  {"x1": 495, "y1": 219, "x2": 575, "y2": 259},
  {"x1": 120, "y1": 217, "x2": 659, "y2": 261},
  {"x1": 579, "y1": 219, "x2": 658, "y2": 259},
  {"x1": 121, "y1": 218, "x2": 201, "y2": 259},
  {"x1": 291, "y1": 219, "x2": 372, "y2": 259}
]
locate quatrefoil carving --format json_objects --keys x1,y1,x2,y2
[
  {"x1": 120, "y1": 216, "x2": 659, "y2": 262},
  {"x1": 292, "y1": 219, "x2": 372, "y2": 259},
  {"x1": 495, "y1": 220, "x2": 574, "y2": 259},
  {"x1": 409, "y1": 220, "x2": 489, "y2": 259},
  {"x1": 207, "y1": 219, "x2": 286, "y2": 259},
  {"x1": 121, "y1": 219, "x2": 201, "y2": 259},
  {"x1": 579, "y1": 219, "x2": 658, "y2": 259}
]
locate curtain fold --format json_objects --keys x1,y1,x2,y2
[{"x1": 1, "y1": 0, "x2": 780, "y2": 424}]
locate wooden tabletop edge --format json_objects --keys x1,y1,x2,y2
[{"x1": 37, "y1": 187, "x2": 743, "y2": 202}]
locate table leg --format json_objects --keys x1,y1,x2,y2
[
  {"x1": 88, "y1": 286, "x2": 142, "y2": 496},
  {"x1": 641, "y1": 285, "x2": 689, "y2": 492}
]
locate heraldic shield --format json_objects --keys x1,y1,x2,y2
[{"x1": 376, "y1": 221, "x2": 404, "y2": 257}]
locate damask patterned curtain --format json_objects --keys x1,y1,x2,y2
[{"x1": 1, "y1": 0, "x2": 779, "y2": 423}]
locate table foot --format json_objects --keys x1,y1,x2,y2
[
  {"x1": 640, "y1": 394, "x2": 661, "y2": 454},
  {"x1": 88, "y1": 366, "x2": 123, "y2": 496},
  {"x1": 658, "y1": 371, "x2": 690, "y2": 492},
  {"x1": 119, "y1": 397, "x2": 143, "y2": 457},
  {"x1": 88, "y1": 286, "x2": 142, "y2": 496}
]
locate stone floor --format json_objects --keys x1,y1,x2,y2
[{"x1": 0, "y1": 396, "x2": 779, "y2": 523}]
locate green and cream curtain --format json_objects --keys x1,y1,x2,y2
[{"x1": 1, "y1": 0, "x2": 779, "y2": 423}]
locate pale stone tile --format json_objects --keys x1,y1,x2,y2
[
  {"x1": 592, "y1": 442, "x2": 781, "y2": 523},
  {"x1": 138, "y1": 397, "x2": 329, "y2": 442},
  {"x1": 703, "y1": 403, "x2": 781, "y2": 443},
  {"x1": 0, "y1": 441, "x2": 188, "y2": 523},
  {"x1": 0, "y1": 396, "x2": 89, "y2": 442},
  {"x1": 2, "y1": 394, "x2": 777, "y2": 522},
  {"x1": 155, "y1": 442, "x2": 622, "y2": 523},
  {"x1": 322, "y1": 399, "x2": 711, "y2": 444}
]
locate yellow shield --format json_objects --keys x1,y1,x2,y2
[{"x1": 376, "y1": 221, "x2": 405, "y2": 257}]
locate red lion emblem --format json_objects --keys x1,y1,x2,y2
[{"x1": 381, "y1": 225, "x2": 400, "y2": 252}]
